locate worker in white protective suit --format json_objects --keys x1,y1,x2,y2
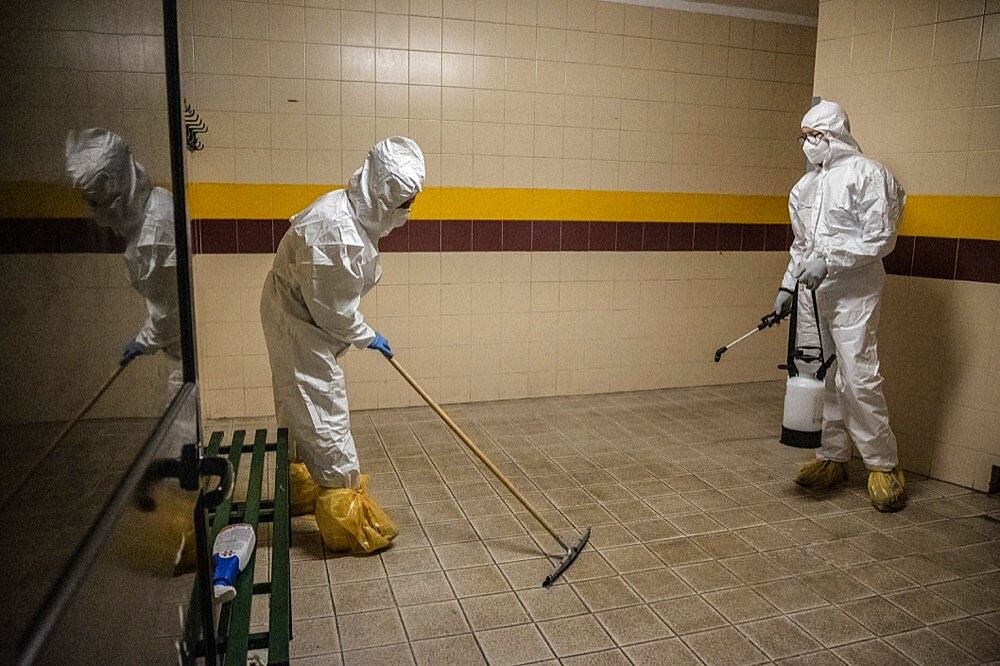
[
  {"x1": 261, "y1": 136, "x2": 424, "y2": 553},
  {"x1": 66, "y1": 128, "x2": 194, "y2": 572},
  {"x1": 772, "y1": 100, "x2": 906, "y2": 512}
]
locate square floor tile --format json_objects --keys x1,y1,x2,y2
[
  {"x1": 338, "y1": 609, "x2": 407, "y2": 651},
  {"x1": 681, "y1": 626, "x2": 768, "y2": 666},
  {"x1": 517, "y1": 584, "x2": 588, "y2": 621},
  {"x1": 791, "y1": 606, "x2": 874, "y2": 648},
  {"x1": 287, "y1": 616, "x2": 341, "y2": 659},
  {"x1": 410, "y1": 634, "x2": 486, "y2": 665},
  {"x1": 600, "y1": 545, "x2": 663, "y2": 573},
  {"x1": 651, "y1": 595, "x2": 728, "y2": 635},
  {"x1": 647, "y1": 538, "x2": 712, "y2": 566},
  {"x1": 460, "y1": 592, "x2": 530, "y2": 630},
  {"x1": 475, "y1": 624, "x2": 555, "y2": 665},
  {"x1": 434, "y1": 541, "x2": 494, "y2": 570},
  {"x1": 623, "y1": 568, "x2": 693, "y2": 602},
  {"x1": 839, "y1": 596, "x2": 922, "y2": 636},
  {"x1": 930, "y1": 578, "x2": 1000, "y2": 613},
  {"x1": 674, "y1": 560, "x2": 742, "y2": 592},
  {"x1": 332, "y1": 579, "x2": 396, "y2": 614},
  {"x1": 885, "y1": 628, "x2": 976, "y2": 665},
  {"x1": 342, "y1": 643, "x2": 415, "y2": 666},
  {"x1": 753, "y1": 579, "x2": 828, "y2": 613},
  {"x1": 832, "y1": 638, "x2": 920, "y2": 666},
  {"x1": 537, "y1": 614, "x2": 615, "y2": 657},
  {"x1": 446, "y1": 565, "x2": 511, "y2": 598},
  {"x1": 382, "y1": 546, "x2": 441, "y2": 576},
  {"x1": 703, "y1": 587, "x2": 779, "y2": 624},
  {"x1": 499, "y1": 557, "x2": 562, "y2": 589},
  {"x1": 399, "y1": 599, "x2": 470, "y2": 640},
  {"x1": 622, "y1": 636, "x2": 701, "y2": 664},
  {"x1": 737, "y1": 616, "x2": 822, "y2": 660},
  {"x1": 559, "y1": 649, "x2": 631, "y2": 665},
  {"x1": 797, "y1": 570, "x2": 874, "y2": 604},
  {"x1": 720, "y1": 553, "x2": 790, "y2": 585},
  {"x1": 932, "y1": 617, "x2": 1000, "y2": 661},
  {"x1": 389, "y1": 571, "x2": 455, "y2": 606},
  {"x1": 572, "y1": 576, "x2": 643, "y2": 611},
  {"x1": 595, "y1": 604, "x2": 673, "y2": 645},
  {"x1": 886, "y1": 587, "x2": 967, "y2": 625}
]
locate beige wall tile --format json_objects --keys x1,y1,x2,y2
[
  {"x1": 983, "y1": 14, "x2": 1000, "y2": 58},
  {"x1": 933, "y1": 16, "x2": 984, "y2": 64},
  {"x1": 305, "y1": 8, "x2": 341, "y2": 45},
  {"x1": 342, "y1": 11, "x2": 376, "y2": 47},
  {"x1": 442, "y1": 18, "x2": 475, "y2": 53}
]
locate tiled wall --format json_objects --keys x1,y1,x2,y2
[
  {"x1": 182, "y1": 0, "x2": 821, "y2": 421},
  {"x1": 0, "y1": 1, "x2": 179, "y2": 422},
  {"x1": 813, "y1": 0, "x2": 1000, "y2": 491},
  {"x1": 181, "y1": 0, "x2": 816, "y2": 193},
  {"x1": 0, "y1": 254, "x2": 180, "y2": 422},
  {"x1": 194, "y1": 249, "x2": 792, "y2": 415}
]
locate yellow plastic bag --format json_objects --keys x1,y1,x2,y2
[
  {"x1": 290, "y1": 460, "x2": 319, "y2": 516},
  {"x1": 315, "y1": 475, "x2": 398, "y2": 554}
]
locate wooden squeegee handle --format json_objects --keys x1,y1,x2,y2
[{"x1": 386, "y1": 355, "x2": 568, "y2": 551}]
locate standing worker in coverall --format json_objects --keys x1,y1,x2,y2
[
  {"x1": 261, "y1": 136, "x2": 424, "y2": 552},
  {"x1": 773, "y1": 100, "x2": 907, "y2": 512}
]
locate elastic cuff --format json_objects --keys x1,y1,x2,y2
[{"x1": 778, "y1": 287, "x2": 795, "y2": 296}]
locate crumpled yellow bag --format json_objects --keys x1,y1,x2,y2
[
  {"x1": 290, "y1": 460, "x2": 319, "y2": 516},
  {"x1": 314, "y1": 475, "x2": 398, "y2": 554}
]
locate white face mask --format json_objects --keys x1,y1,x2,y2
[{"x1": 802, "y1": 137, "x2": 831, "y2": 165}]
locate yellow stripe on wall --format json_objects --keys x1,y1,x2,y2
[{"x1": 3, "y1": 181, "x2": 998, "y2": 241}]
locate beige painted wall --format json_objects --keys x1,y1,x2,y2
[{"x1": 813, "y1": 0, "x2": 1000, "y2": 491}]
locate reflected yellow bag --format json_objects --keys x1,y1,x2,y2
[
  {"x1": 290, "y1": 460, "x2": 319, "y2": 516},
  {"x1": 315, "y1": 475, "x2": 398, "y2": 554},
  {"x1": 116, "y1": 482, "x2": 197, "y2": 577}
]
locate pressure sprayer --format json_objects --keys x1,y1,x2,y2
[
  {"x1": 714, "y1": 283, "x2": 836, "y2": 449},
  {"x1": 778, "y1": 284, "x2": 836, "y2": 449}
]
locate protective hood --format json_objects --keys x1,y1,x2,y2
[
  {"x1": 66, "y1": 128, "x2": 152, "y2": 237},
  {"x1": 801, "y1": 100, "x2": 861, "y2": 166},
  {"x1": 347, "y1": 136, "x2": 425, "y2": 239}
]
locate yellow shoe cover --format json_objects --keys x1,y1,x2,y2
[
  {"x1": 868, "y1": 468, "x2": 906, "y2": 512},
  {"x1": 290, "y1": 460, "x2": 319, "y2": 516},
  {"x1": 795, "y1": 459, "x2": 848, "y2": 489},
  {"x1": 315, "y1": 475, "x2": 398, "y2": 554}
]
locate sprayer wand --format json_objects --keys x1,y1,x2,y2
[{"x1": 714, "y1": 309, "x2": 789, "y2": 362}]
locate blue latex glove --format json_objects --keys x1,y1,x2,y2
[
  {"x1": 121, "y1": 340, "x2": 149, "y2": 366},
  {"x1": 367, "y1": 332, "x2": 393, "y2": 358},
  {"x1": 795, "y1": 257, "x2": 828, "y2": 290}
]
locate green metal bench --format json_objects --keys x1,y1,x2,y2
[{"x1": 182, "y1": 428, "x2": 292, "y2": 665}]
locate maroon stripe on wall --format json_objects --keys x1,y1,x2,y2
[{"x1": 5, "y1": 218, "x2": 997, "y2": 284}]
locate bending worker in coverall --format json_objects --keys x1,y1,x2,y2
[
  {"x1": 261, "y1": 136, "x2": 424, "y2": 552},
  {"x1": 773, "y1": 100, "x2": 907, "y2": 512}
]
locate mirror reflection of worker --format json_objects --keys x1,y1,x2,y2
[
  {"x1": 66, "y1": 128, "x2": 193, "y2": 573},
  {"x1": 773, "y1": 101, "x2": 906, "y2": 512},
  {"x1": 261, "y1": 136, "x2": 424, "y2": 552},
  {"x1": 66, "y1": 128, "x2": 181, "y2": 377}
]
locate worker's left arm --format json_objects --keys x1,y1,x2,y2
[{"x1": 132, "y1": 242, "x2": 181, "y2": 352}]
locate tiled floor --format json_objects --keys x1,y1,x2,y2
[{"x1": 209, "y1": 381, "x2": 1000, "y2": 665}]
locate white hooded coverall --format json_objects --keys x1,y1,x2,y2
[
  {"x1": 261, "y1": 137, "x2": 425, "y2": 488},
  {"x1": 783, "y1": 101, "x2": 905, "y2": 471},
  {"x1": 65, "y1": 129, "x2": 182, "y2": 372}
]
